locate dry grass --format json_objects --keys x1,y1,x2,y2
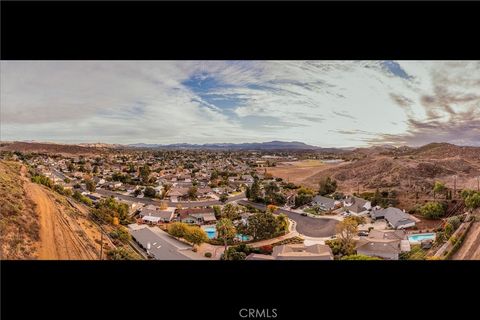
[{"x1": 0, "y1": 161, "x2": 40, "y2": 259}]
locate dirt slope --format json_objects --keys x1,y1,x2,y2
[
  {"x1": 452, "y1": 221, "x2": 480, "y2": 260},
  {"x1": 24, "y1": 182, "x2": 97, "y2": 259},
  {"x1": 19, "y1": 165, "x2": 99, "y2": 260}
]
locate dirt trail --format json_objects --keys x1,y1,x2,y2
[
  {"x1": 452, "y1": 221, "x2": 480, "y2": 260},
  {"x1": 21, "y1": 166, "x2": 97, "y2": 260}
]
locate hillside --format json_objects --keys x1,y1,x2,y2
[
  {"x1": 0, "y1": 161, "x2": 40, "y2": 259},
  {"x1": 0, "y1": 141, "x2": 103, "y2": 155},
  {"x1": 306, "y1": 144, "x2": 480, "y2": 191},
  {"x1": 0, "y1": 160, "x2": 102, "y2": 260}
]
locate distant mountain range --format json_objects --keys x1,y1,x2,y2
[{"x1": 127, "y1": 141, "x2": 343, "y2": 151}]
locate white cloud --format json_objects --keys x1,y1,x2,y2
[{"x1": 1, "y1": 60, "x2": 478, "y2": 146}]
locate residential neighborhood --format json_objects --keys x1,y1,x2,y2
[{"x1": 3, "y1": 143, "x2": 478, "y2": 261}]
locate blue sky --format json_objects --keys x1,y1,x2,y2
[{"x1": 1, "y1": 60, "x2": 479, "y2": 147}]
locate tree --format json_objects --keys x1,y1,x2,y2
[
  {"x1": 139, "y1": 164, "x2": 151, "y2": 184},
  {"x1": 465, "y1": 192, "x2": 480, "y2": 210},
  {"x1": 85, "y1": 179, "x2": 96, "y2": 192},
  {"x1": 276, "y1": 213, "x2": 289, "y2": 234},
  {"x1": 461, "y1": 189, "x2": 476, "y2": 200},
  {"x1": 168, "y1": 222, "x2": 189, "y2": 238},
  {"x1": 318, "y1": 177, "x2": 337, "y2": 196},
  {"x1": 433, "y1": 181, "x2": 446, "y2": 199},
  {"x1": 144, "y1": 186, "x2": 157, "y2": 198},
  {"x1": 249, "y1": 178, "x2": 261, "y2": 201},
  {"x1": 245, "y1": 211, "x2": 280, "y2": 240},
  {"x1": 109, "y1": 226, "x2": 131, "y2": 243},
  {"x1": 420, "y1": 202, "x2": 445, "y2": 219},
  {"x1": 336, "y1": 217, "x2": 359, "y2": 255},
  {"x1": 67, "y1": 162, "x2": 75, "y2": 172},
  {"x1": 216, "y1": 218, "x2": 236, "y2": 259},
  {"x1": 245, "y1": 185, "x2": 251, "y2": 199},
  {"x1": 219, "y1": 193, "x2": 228, "y2": 203},
  {"x1": 106, "y1": 248, "x2": 137, "y2": 260},
  {"x1": 188, "y1": 186, "x2": 198, "y2": 200},
  {"x1": 295, "y1": 187, "x2": 315, "y2": 207},
  {"x1": 221, "y1": 203, "x2": 239, "y2": 220},
  {"x1": 184, "y1": 226, "x2": 208, "y2": 249},
  {"x1": 213, "y1": 205, "x2": 222, "y2": 219}
]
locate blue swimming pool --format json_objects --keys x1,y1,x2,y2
[
  {"x1": 408, "y1": 233, "x2": 436, "y2": 243},
  {"x1": 203, "y1": 226, "x2": 249, "y2": 241}
]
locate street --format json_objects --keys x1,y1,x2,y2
[{"x1": 237, "y1": 200, "x2": 338, "y2": 238}]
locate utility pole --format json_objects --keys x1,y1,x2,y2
[
  {"x1": 453, "y1": 175, "x2": 457, "y2": 199},
  {"x1": 99, "y1": 228, "x2": 104, "y2": 260}
]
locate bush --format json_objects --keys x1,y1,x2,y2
[
  {"x1": 168, "y1": 222, "x2": 189, "y2": 238},
  {"x1": 204, "y1": 252, "x2": 212, "y2": 258},
  {"x1": 420, "y1": 202, "x2": 445, "y2": 219},
  {"x1": 259, "y1": 245, "x2": 273, "y2": 254}
]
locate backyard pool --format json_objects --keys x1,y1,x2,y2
[
  {"x1": 203, "y1": 226, "x2": 250, "y2": 241},
  {"x1": 408, "y1": 233, "x2": 436, "y2": 243}
]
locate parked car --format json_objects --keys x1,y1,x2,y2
[
  {"x1": 301, "y1": 213, "x2": 308, "y2": 216},
  {"x1": 330, "y1": 235, "x2": 337, "y2": 239},
  {"x1": 358, "y1": 231, "x2": 369, "y2": 237}
]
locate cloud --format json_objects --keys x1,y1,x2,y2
[{"x1": 1, "y1": 60, "x2": 479, "y2": 147}]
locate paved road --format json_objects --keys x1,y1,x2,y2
[
  {"x1": 237, "y1": 200, "x2": 338, "y2": 238},
  {"x1": 96, "y1": 189, "x2": 246, "y2": 208}
]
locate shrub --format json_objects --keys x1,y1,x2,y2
[
  {"x1": 204, "y1": 252, "x2": 212, "y2": 258},
  {"x1": 420, "y1": 202, "x2": 445, "y2": 219},
  {"x1": 259, "y1": 245, "x2": 273, "y2": 254},
  {"x1": 167, "y1": 222, "x2": 189, "y2": 238}
]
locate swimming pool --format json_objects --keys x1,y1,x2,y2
[
  {"x1": 203, "y1": 226, "x2": 250, "y2": 241},
  {"x1": 408, "y1": 233, "x2": 436, "y2": 243}
]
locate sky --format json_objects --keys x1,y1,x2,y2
[{"x1": 1, "y1": 60, "x2": 479, "y2": 147}]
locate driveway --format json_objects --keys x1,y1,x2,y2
[{"x1": 237, "y1": 200, "x2": 338, "y2": 238}]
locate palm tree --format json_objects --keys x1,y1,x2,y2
[{"x1": 216, "y1": 218, "x2": 236, "y2": 260}]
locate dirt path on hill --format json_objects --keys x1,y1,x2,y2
[
  {"x1": 21, "y1": 166, "x2": 97, "y2": 260},
  {"x1": 452, "y1": 221, "x2": 480, "y2": 260}
]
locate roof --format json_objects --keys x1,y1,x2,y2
[
  {"x1": 368, "y1": 229, "x2": 407, "y2": 240},
  {"x1": 139, "y1": 209, "x2": 174, "y2": 220},
  {"x1": 345, "y1": 196, "x2": 370, "y2": 213},
  {"x1": 177, "y1": 208, "x2": 214, "y2": 220},
  {"x1": 312, "y1": 195, "x2": 336, "y2": 209},
  {"x1": 272, "y1": 244, "x2": 333, "y2": 260},
  {"x1": 381, "y1": 208, "x2": 416, "y2": 228},
  {"x1": 190, "y1": 212, "x2": 217, "y2": 222},
  {"x1": 356, "y1": 239, "x2": 401, "y2": 255},
  {"x1": 245, "y1": 253, "x2": 275, "y2": 260},
  {"x1": 130, "y1": 226, "x2": 193, "y2": 260}
]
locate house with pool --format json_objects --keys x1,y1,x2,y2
[{"x1": 355, "y1": 229, "x2": 411, "y2": 260}]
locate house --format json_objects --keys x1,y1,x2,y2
[
  {"x1": 109, "y1": 181, "x2": 123, "y2": 189},
  {"x1": 343, "y1": 196, "x2": 371, "y2": 215},
  {"x1": 356, "y1": 229, "x2": 411, "y2": 260},
  {"x1": 177, "y1": 208, "x2": 216, "y2": 225},
  {"x1": 370, "y1": 207, "x2": 417, "y2": 229},
  {"x1": 168, "y1": 187, "x2": 189, "y2": 202},
  {"x1": 139, "y1": 208, "x2": 175, "y2": 224},
  {"x1": 355, "y1": 239, "x2": 402, "y2": 260},
  {"x1": 246, "y1": 244, "x2": 334, "y2": 260},
  {"x1": 311, "y1": 195, "x2": 338, "y2": 211},
  {"x1": 128, "y1": 224, "x2": 194, "y2": 260}
]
